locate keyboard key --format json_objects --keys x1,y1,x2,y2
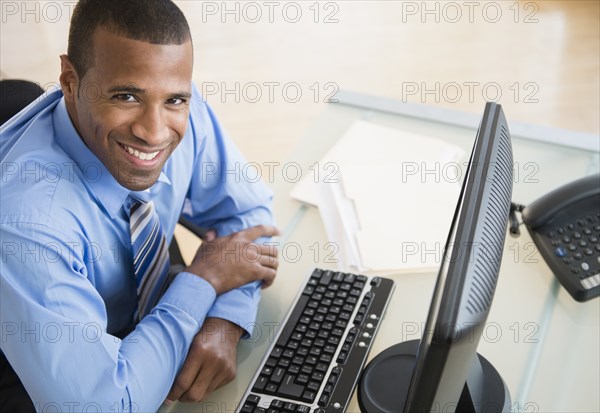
[
  {"x1": 333, "y1": 272, "x2": 345, "y2": 282},
  {"x1": 283, "y1": 402, "x2": 297, "y2": 412},
  {"x1": 307, "y1": 381, "x2": 320, "y2": 391},
  {"x1": 246, "y1": 394, "x2": 261, "y2": 405},
  {"x1": 296, "y1": 374, "x2": 309, "y2": 384},
  {"x1": 301, "y1": 391, "x2": 316, "y2": 403},
  {"x1": 318, "y1": 394, "x2": 330, "y2": 407},
  {"x1": 278, "y1": 375, "x2": 304, "y2": 399},
  {"x1": 323, "y1": 344, "x2": 336, "y2": 354},
  {"x1": 320, "y1": 354, "x2": 333, "y2": 363},
  {"x1": 270, "y1": 400, "x2": 284, "y2": 409},
  {"x1": 302, "y1": 285, "x2": 315, "y2": 296},
  {"x1": 272, "y1": 367, "x2": 286, "y2": 384},
  {"x1": 252, "y1": 376, "x2": 268, "y2": 392},
  {"x1": 319, "y1": 271, "x2": 333, "y2": 285},
  {"x1": 311, "y1": 372, "x2": 325, "y2": 382}
]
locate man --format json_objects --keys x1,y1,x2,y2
[{"x1": 0, "y1": 0, "x2": 279, "y2": 411}]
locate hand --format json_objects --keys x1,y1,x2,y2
[
  {"x1": 166, "y1": 318, "x2": 243, "y2": 403},
  {"x1": 185, "y1": 225, "x2": 280, "y2": 295}
]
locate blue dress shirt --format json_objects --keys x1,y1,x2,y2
[{"x1": 0, "y1": 85, "x2": 274, "y2": 411}]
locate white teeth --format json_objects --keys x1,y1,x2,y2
[{"x1": 123, "y1": 144, "x2": 159, "y2": 161}]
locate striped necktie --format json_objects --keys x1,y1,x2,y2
[{"x1": 129, "y1": 199, "x2": 170, "y2": 321}]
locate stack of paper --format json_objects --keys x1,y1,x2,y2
[{"x1": 291, "y1": 120, "x2": 465, "y2": 273}]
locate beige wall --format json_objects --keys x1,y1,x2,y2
[{"x1": 1, "y1": 1, "x2": 598, "y2": 165}]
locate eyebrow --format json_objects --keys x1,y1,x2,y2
[
  {"x1": 107, "y1": 84, "x2": 144, "y2": 94},
  {"x1": 107, "y1": 84, "x2": 192, "y2": 99}
]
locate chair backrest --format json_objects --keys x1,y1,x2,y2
[{"x1": 1, "y1": 79, "x2": 45, "y2": 125}]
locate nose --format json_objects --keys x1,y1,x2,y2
[{"x1": 131, "y1": 105, "x2": 170, "y2": 147}]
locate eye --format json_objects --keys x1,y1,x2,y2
[
  {"x1": 167, "y1": 97, "x2": 186, "y2": 106},
  {"x1": 112, "y1": 94, "x2": 138, "y2": 103}
]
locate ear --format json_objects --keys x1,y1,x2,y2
[{"x1": 59, "y1": 54, "x2": 79, "y2": 103}]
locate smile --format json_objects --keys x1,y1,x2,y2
[{"x1": 121, "y1": 144, "x2": 160, "y2": 161}]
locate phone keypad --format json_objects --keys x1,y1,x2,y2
[{"x1": 548, "y1": 212, "x2": 600, "y2": 290}]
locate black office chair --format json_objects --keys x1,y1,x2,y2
[{"x1": 0, "y1": 79, "x2": 45, "y2": 125}]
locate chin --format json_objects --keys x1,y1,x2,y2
[
  {"x1": 122, "y1": 177, "x2": 158, "y2": 191},
  {"x1": 113, "y1": 171, "x2": 160, "y2": 191}
]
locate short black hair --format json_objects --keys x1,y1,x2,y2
[{"x1": 67, "y1": 0, "x2": 192, "y2": 79}]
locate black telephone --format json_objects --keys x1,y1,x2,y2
[{"x1": 511, "y1": 174, "x2": 600, "y2": 301}]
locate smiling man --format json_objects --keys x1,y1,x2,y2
[{"x1": 0, "y1": 0, "x2": 278, "y2": 411}]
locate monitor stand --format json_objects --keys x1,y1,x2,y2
[{"x1": 358, "y1": 340, "x2": 511, "y2": 413}]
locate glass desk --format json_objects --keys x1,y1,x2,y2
[{"x1": 166, "y1": 91, "x2": 600, "y2": 413}]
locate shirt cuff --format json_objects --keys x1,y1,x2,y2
[
  {"x1": 157, "y1": 271, "x2": 217, "y2": 324},
  {"x1": 207, "y1": 281, "x2": 261, "y2": 339}
]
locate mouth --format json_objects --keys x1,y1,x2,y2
[
  {"x1": 117, "y1": 142, "x2": 168, "y2": 168},
  {"x1": 120, "y1": 143, "x2": 161, "y2": 161}
]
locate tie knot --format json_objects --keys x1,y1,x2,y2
[{"x1": 130, "y1": 198, "x2": 151, "y2": 215}]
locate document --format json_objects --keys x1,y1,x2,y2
[{"x1": 291, "y1": 120, "x2": 465, "y2": 272}]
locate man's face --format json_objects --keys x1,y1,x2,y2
[{"x1": 64, "y1": 27, "x2": 193, "y2": 191}]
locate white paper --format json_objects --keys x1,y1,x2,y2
[{"x1": 291, "y1": 120, "x2": 465, "y2": 272}]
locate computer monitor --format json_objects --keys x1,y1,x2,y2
[{"x1": 358, "y1": 102, "x2": 513, "y2": 413}]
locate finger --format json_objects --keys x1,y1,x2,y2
[
  {"x1": 259, "y1": 254, "x2": 279, "y2": 270},
  {"x1": 179, "y1": 361, "x2": 227, "y2": 403},
  {"x1": 202, "y1": 229, "x2": 218, "y2": 242},
  {"x1": 240, "y1": 225, "x2": 280, "y2": 241},
  {"x1": 241, "y1": 243, "x2": 278, "y2": 263},
  {"x1": 259, "y1": 267, "x2": 277, "y2": 289},
  {"x1": 167, "y1": 349, "x2": 205, "y2": 402},
  {"x1": 259, "y1": 243, "x2": 279, "y2": 258},
  {"x1": 206, "y1": 372, "x2": 234, "y2": 395},
  {"x1": 179, "y1": 368, "x2": 212, "y2": 403},
  {"x1": 261, "y1": 278, "x2": 274, "y2": 289}
]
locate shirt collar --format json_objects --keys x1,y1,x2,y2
[{"x1": 52, "y1": 97, "x2": 171, "y2": 218}]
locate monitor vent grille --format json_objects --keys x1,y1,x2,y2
[{"x1": 466, "y1": 125, "x2": 512, "y2": 315}]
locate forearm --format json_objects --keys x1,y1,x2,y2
[{"x1": 0, "y1": 228, "x2": 216, "y2": 412}]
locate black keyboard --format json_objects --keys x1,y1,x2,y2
[{"x1": 237, "y1": 269, "x2": 394, "y2": 413}]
